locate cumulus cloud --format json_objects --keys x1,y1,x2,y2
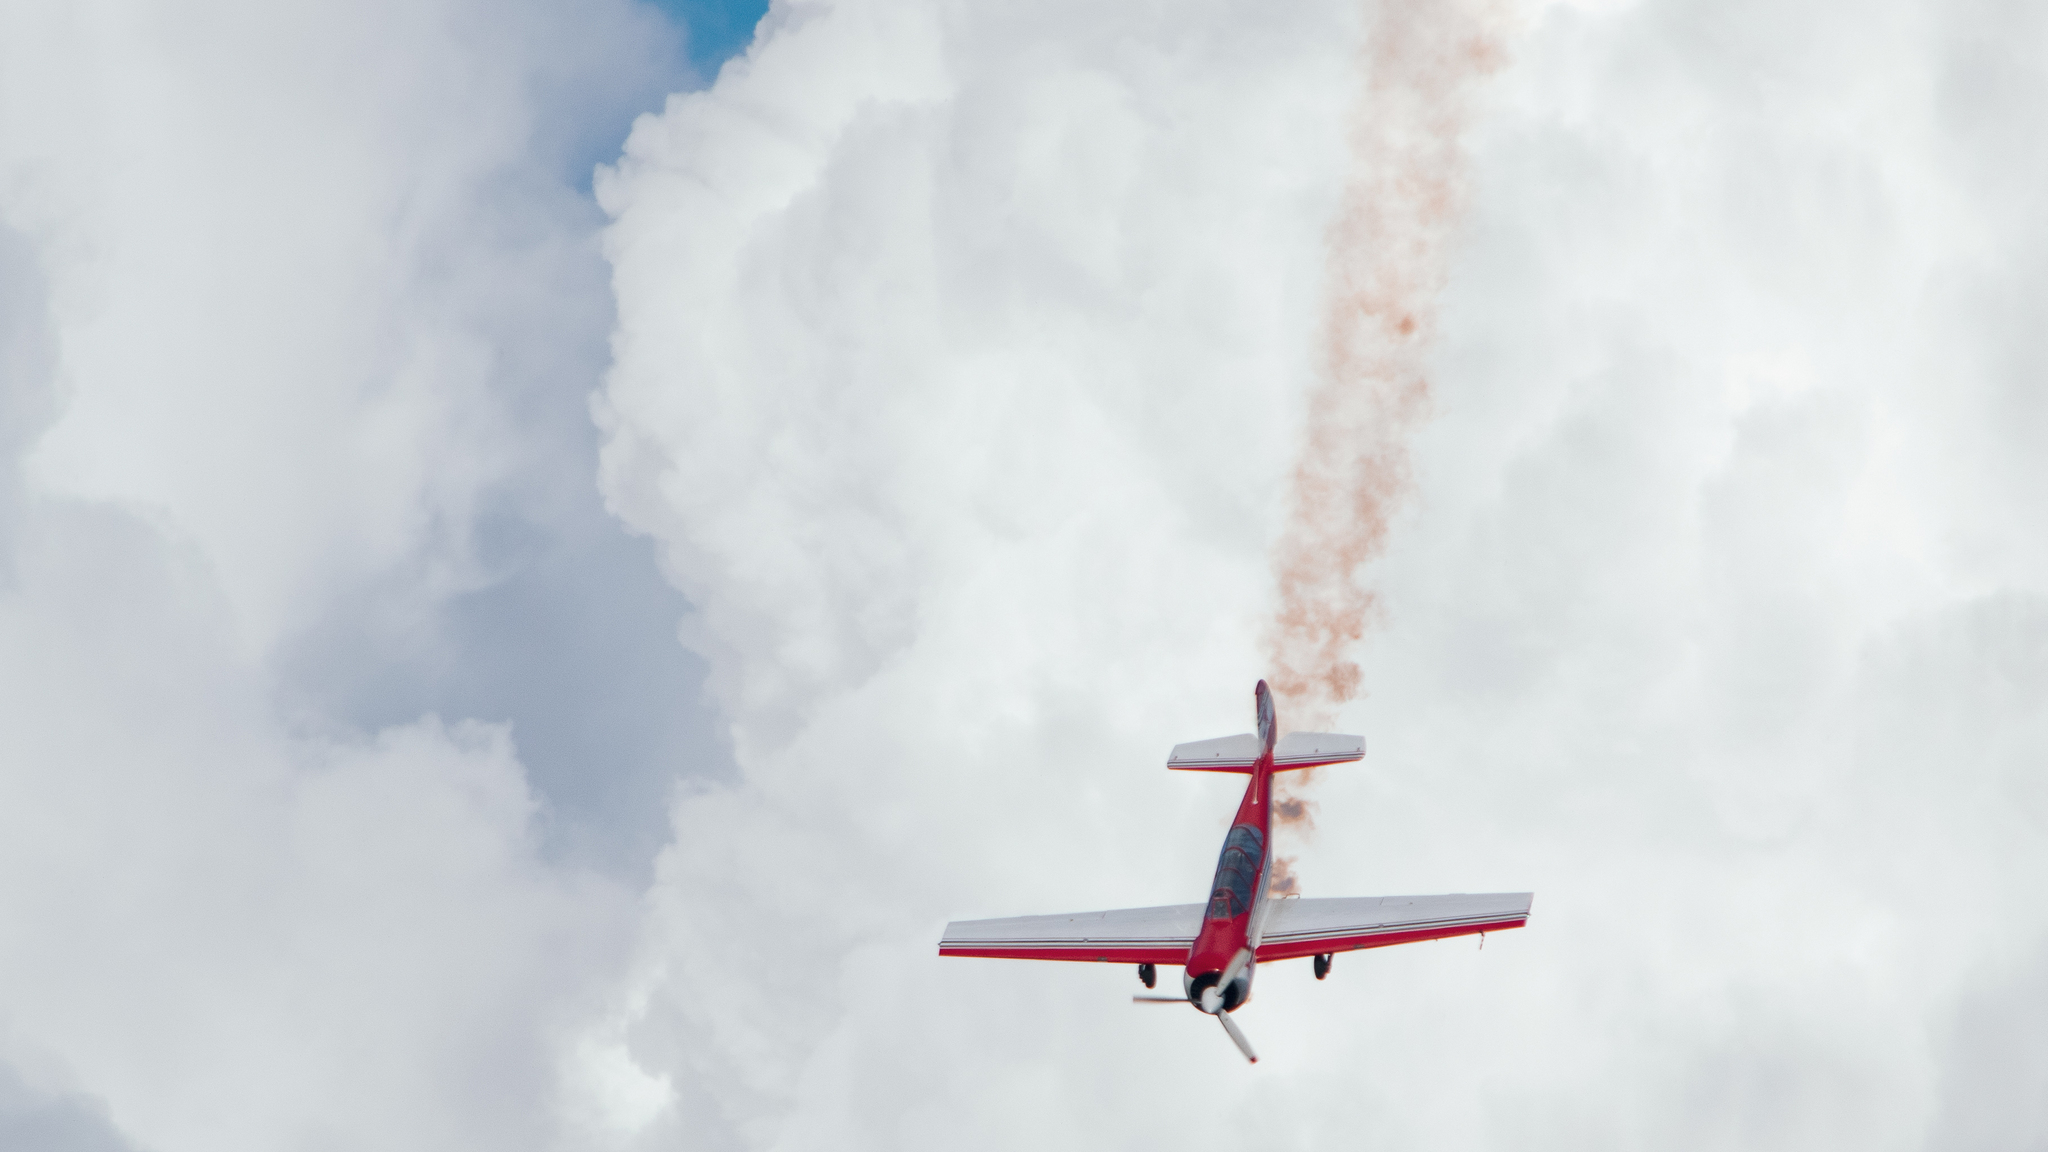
[
  {"x1": 596, "y1": 0, "x2": 2048, "y2": 1147},
  {"x1": 0, "y1": 0, "x2": 716, "y2": 1147},
  {"x1": 5, "y1": 0, "x2": 2046, "y2": 1146},
  {"x1": 1, "y1": 0, "x2": 725, "y2": 876}
]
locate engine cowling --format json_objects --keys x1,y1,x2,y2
[{"x1": 1187, "y1": 967, "x2": 1253, "y2": 1014}]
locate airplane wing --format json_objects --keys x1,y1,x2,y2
[
  {"x1": 1254, "y1": 892, "x2": 1533, "y2": 961},
  {"x1": 938, "y1": 903, "x2": 1204, "y2": 964}
]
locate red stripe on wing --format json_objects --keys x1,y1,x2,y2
[{"x1": 937, "y1": 945, "x2": 1191, "y2": 964}]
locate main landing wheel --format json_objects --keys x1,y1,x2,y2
[
  {"x1": 1314, "y1": 953, "x2": 1332, "y2": 981},
  {"x1": 1138, "y1": 963, "x2": 1156, "y2": 989}
]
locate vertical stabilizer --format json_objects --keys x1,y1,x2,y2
[{"x1": 1255, "y1": 679, "x2": 1276, "y2": 755}]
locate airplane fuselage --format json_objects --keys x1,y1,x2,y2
[{"x1": 1183, "y1": 681, "x2": 1280, "y2": 1012}]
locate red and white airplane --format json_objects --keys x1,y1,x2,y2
[{"x1": 939, "y1": 680, "x2": 1532, "y2": 1063}]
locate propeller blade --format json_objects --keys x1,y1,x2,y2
[
  {"x1": 1217, "y1": 1012, "x2": 1258, "y2": 1064},
  {"x1": 1132, "y1": 995, "x2": 1189, "y2": 1004},
  {"x1": 1218, "y1": 947, "x2": 1253, "y2": 990}
]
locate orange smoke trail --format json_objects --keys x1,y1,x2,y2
[
  {"x1": 1266, "y1": 0, "x2": 1509, "y2": 888},
  {"x1": 1268, "y1": 0, "x2": 1508, "y2": 730}
]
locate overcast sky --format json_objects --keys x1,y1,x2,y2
[{"x1": 3, "y1": 0, "x2": 2046, "y2": 1148}]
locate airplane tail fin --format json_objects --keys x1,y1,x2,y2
[{"x1": 1166, "y1": 680, "x2": 1365, "y2": 772}]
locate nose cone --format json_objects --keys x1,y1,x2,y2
[{"x1": 1199, "y1": 985, "x2": 1224, "y2": 1014}]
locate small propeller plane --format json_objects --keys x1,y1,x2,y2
[{"x1": 938, "y1": 680, "x2": 1532, "y2": 1063}]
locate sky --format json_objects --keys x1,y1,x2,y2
[
  {"x1": 647, "y1": 0, "x2": 772, "y2": 79},
  {"x1": 2, "y1": 0, "x2": 2047, "y2": 1149}
]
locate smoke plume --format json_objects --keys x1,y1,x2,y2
[
  {"x1": 1266, "y1": 1, "x2": 1507, "y2": 894},
  {"x1": 1266, "y1": 0, "x2": 1508, "y2": 729}
]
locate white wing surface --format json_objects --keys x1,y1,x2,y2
[
  {"x1": 938, "y1": 903, "x2": 1204, "y2": 963},
  {"x1": 1167, "y1": 732, "x2": 1366, "y2": 772},
  {"x1": 1167, "y1": 733, "x2": 1263, "y2": 771},
  {"x1": 1272, "y1": 732, "x2": 1365, "y2": 769},
  {"x1": 1255, "y1": 892, "x2": 1532, "y2": 960}
]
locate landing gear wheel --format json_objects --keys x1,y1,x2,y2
[
  {"x1": 1314, "y1": 953, "x2": 1332, "y2": 981},
  {"x1": 1138, "y1": 962, "x2": 1156, "y2": 989}
]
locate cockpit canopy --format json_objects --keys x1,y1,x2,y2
[{"x1": 1206, "y1": 823, "x2": 1264, "y2": 921}]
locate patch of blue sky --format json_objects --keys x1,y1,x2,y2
[
  {"x1": 645, "y1": 0, "x2": 771, "y2": 81},
  {"x1": 558, "y1": 0, "x2": 765, "y2": 192}
]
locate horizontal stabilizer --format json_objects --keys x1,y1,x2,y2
[
  {"x1": 1273, "y1": 732, "x2": 1365, "y2": 770},
  {"x1": 1167, "y1": 732, "x2": 1365, "y2": 772},
  {"x1": 1167, "y1": 733, "x2": 1263, "y2": 771}
]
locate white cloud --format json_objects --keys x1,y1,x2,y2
[
  {"x1": 4, "y1": 0, "x2": 2045, "y2": 1146},
  {"x1": 596, "y1": 0, "x2": 2048, "y2": 1147},
  {"x1": 0, "y1": 492, "x2": 639, "y2": 1149},
  {"x1": 5, "y1": 0, "x2": 726, "y2": 883},
  {"x1": 3, "y1": 0, "x2": 663, "y2": 652},
  {"x1": 0, "y1": 0, "x2": 693, "y2": 1148}
]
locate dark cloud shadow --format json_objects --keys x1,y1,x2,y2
[
  {"x1": 275, "y1": 501, "x2": 732, "y2": 886},
  {"x1": 0, "y1": 1064, "x2": 146, "y2": 1152},
  {"x1": 267, "y1": 64, "x2": 737, "y2": 885},
  {"x1": 1929, "y1": 941, "x2": 2048, "y2": 1150}
]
